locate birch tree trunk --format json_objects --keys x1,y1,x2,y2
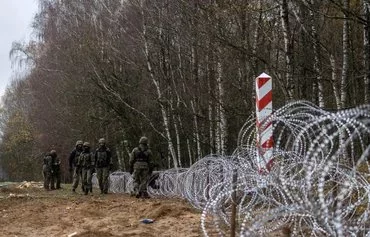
[
  {"x1": 252, "y1": 0, "x2": 262, "y2": 76},
  {"x1": 140, "y1": 0, "x2": 178, "y2": 169},
  {"x1": 215, "y1": 50, "x2": 227, "y2": 155},
  {"x1": 280, "y1": 0, "x2": 294, "y2": 100},
  {"x1": 330, "y1": 54, "x2": 342, "y2": 109},
  {"x1": 170, "y1": 100, "x2": 182, "y2": 168},
  {"x1": 175, "y1": 33, "x2": 194, "y2": 165},
  {"x1": 364, "y1": 0, "x2": 370, "y2": 104},
  {"x1": 341, "y1": 0, "x2": 350, "y2": 108},
  {"x1": 191, "y1": 100, "x2": 201, "y2": 159},
  {"x1": 206, "y1": 51, "x2": 215, "y2": 155},
  {"x1": 212, "y1": 1, "x2": 227, "y2": 156},
  {"x1": 208, "y1": 83, "x2": 215, "y2": 154},
  {"x1": 306, "y1": 0, "x2": 325, "y2": 107}
]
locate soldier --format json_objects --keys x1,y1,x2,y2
[
  {"x1": 69, "y1": 140, "x2": 83, "y2": 192},
  {"x1": 78, "y1": 142, "x2": 95, "y2": 195},
  {"x1": 95, "y1": 138, "x2": 112, "y2": 194},
  {"x1": 51, "y1": 150, "x2": 61, "y2": 189},
  {"x1": 129, "y1": 136, "x2": 154, "y2": 198},
  {"x1": 42, "y1": 151, "x2": 54, "y2": 190}
]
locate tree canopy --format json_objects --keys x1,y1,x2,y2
[{"x1": 1, "y1": 0, "x2": 369, "y2": 181}]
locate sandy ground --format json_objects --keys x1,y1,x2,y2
[{"x1": 0, "y1": 183, "x2": 201, "y2": 237}]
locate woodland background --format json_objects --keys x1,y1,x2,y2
[{"x1": 0, "y1": 0, "x2": 369, "y2": 181}]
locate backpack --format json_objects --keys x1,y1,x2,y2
[{"x1": 96, "y1": 149, "x2": 108, "y2": 167}]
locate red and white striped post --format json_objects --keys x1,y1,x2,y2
[{"x1": 256, "y1": 73, "x2": 274, "y2": 172}]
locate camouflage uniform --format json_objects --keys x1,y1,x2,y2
[
  {"x1": 95, "y1": 138, "x2": 112, "y2": 194},
  {"x1": 78, "y1": 142, "x2": 95, "y2": 195},
  {"x1": 42, "y1": 152, "x2": 53, "y2": 190},
  {"x1": 69, "y1": 140, "x2": 83, "y2": 192},
  {"x1": 129, "y1": 137, "x2": 154, "y2": 198},
  {"x1": 51, "y1": 151, "x2": 61, "y2": 189}
]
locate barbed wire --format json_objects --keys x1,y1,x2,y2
[{"x1": 102, "y1": 101, "x2": 370, "y2": 236}]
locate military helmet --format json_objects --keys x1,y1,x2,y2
[
  {"x1": 139, "y1": 136, "x2": 148, "y2": 144},
  {"x1": 50, "y1": 150, "x2": 57, "y2": 155},
  {"x1": 83, "y1": 142, "x2": 90, "y2": 147},
  {"x1": 98, "y1": 138, "x2": 105, "y2": 144},
  {"x1": 76, "y1": 140, "x2": 83, "y2": 146}
]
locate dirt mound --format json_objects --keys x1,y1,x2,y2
[
  {"x1": 0, "y1": 181, "x2": 43, "y2": 195},
  {"x1": 0, "y1": 183, "x2": 202, "y2": 237},
  {"x1": 17, "y1": 181, "x2": 43, "y2": 189},
  {"x1": 144, "y1": 202, "x2": 195, "y2": 219}
]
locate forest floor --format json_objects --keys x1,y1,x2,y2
[{"x1": 0, "y1": 182, "x2": 201, "y2": 237}]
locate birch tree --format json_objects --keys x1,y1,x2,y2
[
  {"x1": 280, "y1": 0, "x2": 294, "y2": 100},
  {"x1": 364, "y1": 0, "x2": 370, "y2": 104},
  {"x1": 341, "y1": 0, "x2": 350, "y2": 108}
]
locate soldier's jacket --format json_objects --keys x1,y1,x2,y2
[
  {"x1": 69, "y1": 148, "x2": 83, "y2": 168},
  {"x1": 43, "y1": 154, "x2": 53, "y2": 172},
  {"x1": 52, "y1": 156, "x2": 61, "y2": 171},
  {"x1": 77, "y1": 151, "x2": 95, "y2": 168},
  {"x1": 129, "y1": 144, "x2": 154, "y2": 170},
  {"x1": 95, "y1": 147, "x2": 112, "y2": 168}
]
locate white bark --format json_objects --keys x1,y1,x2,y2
[
  {"x1": 171, "y1": 101, "x2": 182, "y2": 168},
  {"x1": 206, "y1": 53, "x2": 215, "y2": 154},
  {"x1": 364, "y1": 0, "x2": 370, "y2": 104},
  {"x1": 252, "y1": 0, "x2": 262, "y2": 75},
  {"x1": 280, "y1": 0, "x2": 294, "y2": 100},
  {"x1": 212, "y1": 0, "x2": 227, "y2": 155},
  {"x1": 341, "y1": 0, "x2": 350, "y2": 108},
  {"x1": 313, "y1": 33, "x2": 325, "y2": 107},
  {"x1": 208, "y1": 98, "x2": 214, "y2": 154},
  {"x1": 297, "y1": 0, "x2": 325, "y2": 107},
  {"x1": 330, "y1": 54, "x2": 342, "y2": 109},
  {"x1": 309, "y1": 1, "x2": 325, "y2": 107},
  {"x1": 216, "y1": 52, "x2": 227, "y2": 155},
  {"x1": 187, "y1": 138, "x2": 193, "y2": 166},
  {"x1": 140, "y1": 0, "x2": 178, "y2": 169},
  {"x1": 191, "y1": 100, "x2": 201, "y2": 159},
  {"x1": 174, "y1": 32, "x2": 191, "y2": 165}
]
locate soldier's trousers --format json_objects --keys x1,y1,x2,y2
[
  {"x1": 81, "y1": 168, "x2": 92, "y2": 192},
  {"x1": 72, "y1": 167, "x2": 82, "y2": 190},
  {"x1": 133, "y1": 166, "x2": 150, "y2": 194},
  {"x1": 53, "y1": 169, "x2": 61, "y2": 189},
  {"x1": 96, "y1": 167, "x2": 109, "y2": 193},
  {"x1": 43, "y1": 171, "x2": 52, "y2": 190}
]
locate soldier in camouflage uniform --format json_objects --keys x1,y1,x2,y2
[
  {"x1": 69, "y1": 140, "x2": 83, "y2": 192},
  {"x1": 51, "y1": 150, "x2": 61, "y2": 189},
  {"x1": 95, "y1": 138, "x2": 112, "y2": 194},
  {"x1": 78, "y1": 142, "x2": 95, "y2": 195},
  {"x1": 42, "y1": 151, "x2": 54, "y2": 190},
  {"x1": 129, "y1": 136, "x2": 154, "y2": 198}
]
